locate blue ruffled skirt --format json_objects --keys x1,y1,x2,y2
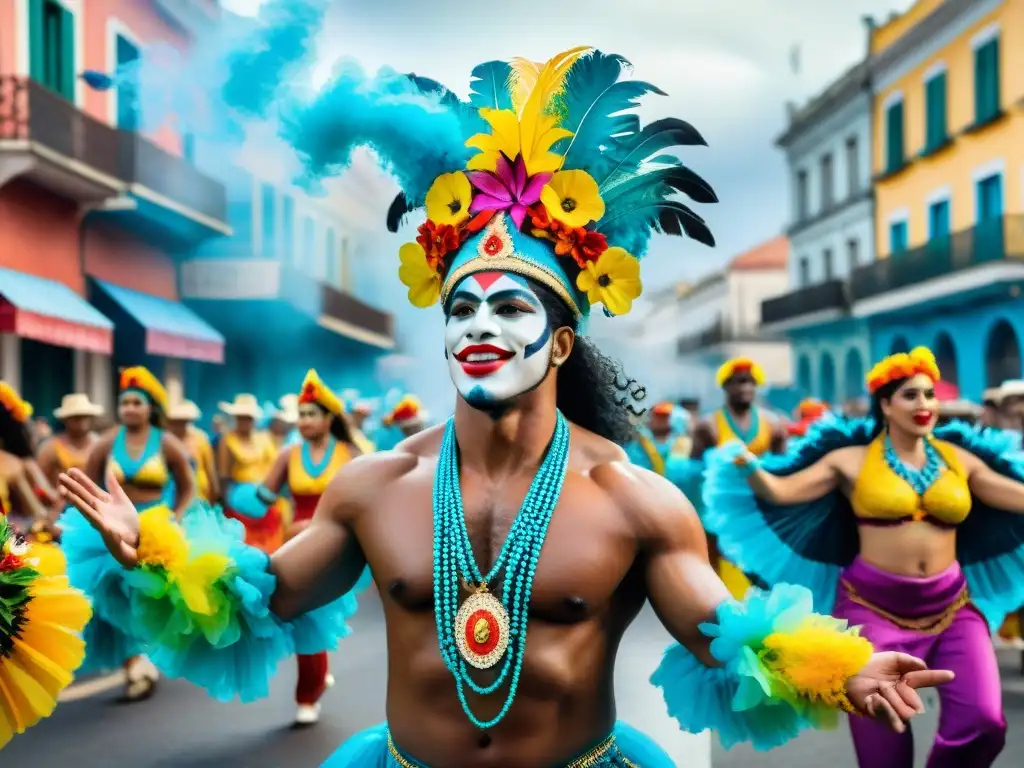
[{"x1": 322, "y1": 722, "x2": 675, "y2": 767}]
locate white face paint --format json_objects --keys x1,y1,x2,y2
[{"x1": 444, "y1": 271, "x2": 553, "y2": 409}]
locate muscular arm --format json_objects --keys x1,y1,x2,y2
[
  {"x1": 689, "y1": 418, "x2": 715, "y2": 460},
  {"x1": 959, "y1": 448, "x2": 1024, "y2": 513},
  {"x1": 162, "y1": 433, "x2": 195, "y2": 518},
  {"x1": 268, "y1": 455, "x2": 372, "y2": 620}
]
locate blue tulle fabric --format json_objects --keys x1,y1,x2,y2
[
  {"x1": 666, "y1": 455, "x2": 705, "y2": 516},
  {"x1": 226, "y1": 482, "x2": 271, "y2": 518},
  {"x1": 62, "y1": 501, "x2": 368, "y2": 702},
  {"x1": 650, "y1": 584, "x2": 819, "y2": 751},
  {"x1": 322, "y1": 721, "x2": 675, "y2": 767},
  {"x1": 702, "y1": 417, "x2": 1024, "y2": 626}
]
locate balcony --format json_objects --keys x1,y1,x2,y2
[
  {"x1": 0, "y1": 76, "x2": 124, "y2": 201},
  {"x1": 110, "y1": 132, "x2": 230, "y2": 244},
  {"x1": 851, "y1": 215, "x2": 1024, "y2": 317},
  {"x1": 676, "y1": 317, "x2": 780, "y2": 356},
  {"x1": 151, "y1": 0, "x2": 219, "y2": 36},
  {"x1": 180, "y1": 259, "x2": 395, "y2": 349},
  {"x1": 760, "y1": 279, "x2": 849, "y2": 329}
]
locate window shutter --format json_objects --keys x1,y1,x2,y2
[
  {"x1": 886, "y1": 102, "x2": 903, "y2": 171},
  {"x1": 29, "y1": 0, "x2": 46, "y2": 82},
  {"x1": 59, "y1": 5, "x2": 75, "y2": 101}
]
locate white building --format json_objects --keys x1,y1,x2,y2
[
  {"x1": 606, "y1": 237, "x2": 791, "y2": 409},
  {"x1": 762, "y1": 53, "x2": 875, "y2": 405}
]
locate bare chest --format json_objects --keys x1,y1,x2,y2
[{"x1": 358, "y1": 471, "x2": 639, "y2": 623}]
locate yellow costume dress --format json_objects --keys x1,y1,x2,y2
[{"x1": 222, "y1": 431, "x2": 282, "y2": 553}]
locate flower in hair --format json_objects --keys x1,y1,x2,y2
[{"x1": 865, "y1": 347, "x2": 940, "y2": 395}]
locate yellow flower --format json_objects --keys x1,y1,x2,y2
[
  {"x1": 576, "y1": 247, "x2": 642, "y2": 316},
  {"x1": 540, "y1": 170, "x2": 605, "y2": 228},
  {"x1": 137, "y1": 507, "x2": 188, "y2": 572},
  {"x1": 398, "y1": 242, "x2": 441, "y2": 308},
  {"x1": 425, "y1": 171, "x2": 472, "y2": 226},
  {"x1": 465, "y1": 108, "x2": 521, "y2": 172}
]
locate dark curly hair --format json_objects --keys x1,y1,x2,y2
[{"x1": 0, "y1": 408, "x2": 34, "y2": 458}]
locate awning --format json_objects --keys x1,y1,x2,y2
[
  {"x1": 94, "y1": 280, "x2": 225, "y2": 363},
  {"x1": 0, "y1": 267, "x2": 113, "y2": 353}
]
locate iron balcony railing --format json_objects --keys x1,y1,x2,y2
[
  {"x1": 760, "y1": 278, "x2": 849, "y2": 325},
  {"x1": 851, "y1": 215, "x2": 1024, "y2": 302},
  {"x1": 676, "y1": 317, "x2": 777, "y2": 355},
  {"x1": 116, "y1": 131, "x2": 227, "y2": 224},
  {"x1": 321, "y1": 283, "x2": 395, "y2": 342},
  {"x1": 0, "y1": 75, "x2": 121, "y2": 179}
]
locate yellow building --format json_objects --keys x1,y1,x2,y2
[{"x1": 854, "y1": 0, "x2": 1024, "y2": 398}]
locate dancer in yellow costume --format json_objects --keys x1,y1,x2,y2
[
  {"x1": 37, "y1": 394, "x2": 103, "y2": 491},
  {"x1": 691, "y1": 357, "x2": 786, "y2": 597},
  {"x1": 166, "y1": 400, "x2": 219, "y2": 504}
]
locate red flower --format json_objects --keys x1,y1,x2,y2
[
  {"x1": 417, "y1": 220, "x2": 460, "y2": 264},
  {"x1": 552, "y1": 225, "x2": 608, "y2": 268},
  {"x1": 0, "y1": 554, "x2": 23, "y2": 572},
  {"x1": 482, "y1": 234, "x2": 503, "y2": 257}
]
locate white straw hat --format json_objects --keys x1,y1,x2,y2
[
  {"x1": 218, "y1": 393, "x2": 264, "y2": 419},
  {"x1": 166, "y1": 400, "x2": 202, "y2": 422},
  {"x1": 53, "y1": 393, "x2": 104, "y2": 419}
]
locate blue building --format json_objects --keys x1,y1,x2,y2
[
  {"x1": 761, "y1": 57, "x2": 875, "y2": 407},
  {"x1": 178, "y1": 160, "x2": 395, "y2": 419}
]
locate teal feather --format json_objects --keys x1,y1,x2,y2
[
  {"x1": 598, "y1": 200, "x2": 714, "y2": 255},
  {"x1": 592, "y1": 117, "x2": 708, "y2": 186},
  {"x1": 601, "y1": 163, "x2": 718, "y2": 206},
  {"x1": 556, "y1": 52, "x2": 666, "y2": 176},
  {"x1": 468, "y1": 61, "x2": 514, "y2": 111}
]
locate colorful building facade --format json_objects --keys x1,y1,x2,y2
[
  {"x1": 856, "y1": 0, "x2": 1024, "y2": 398},
  {"x1": 0, "y1": 0, "x2": 227, "y2": 417},
  {"x1": 763, "y1": 55, "x2": 875, "y2": 406}
]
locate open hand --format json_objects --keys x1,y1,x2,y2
[
  {"x1": 846, "y1": 652, "x2": 955, "y2": 732},
  {"x1": 58, "y1": 468, "x2": 141, "y2": 568}
]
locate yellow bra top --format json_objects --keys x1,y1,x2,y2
[
  {"x1": 715, "y1": 408, "x2": 773, "y2": 456},
  {"x1": 850, "y1": 436, "x2": 971, "y2": 525},
  {"x1": 225, "y1": 431, "x2": 276, "y2": 484},
  {"x1": 54, "y1": 438, "x2": 90, "y2": 472},
  {"x1": 287, "y1": 440, "x2": 351, "y2": 496},
  {"x1": 108, "y1": 442, "x2": 169, "y2": 490}
]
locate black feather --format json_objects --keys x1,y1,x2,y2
[
  {"x1": 598, "y1": 200, "x2": 715, "y2": 248},
  {"x1": 602, "y1": 165, "x2": 718, "y2": 205},
  {"x1": 386, "y1": 192, "x2": 413, "y2": 233}
]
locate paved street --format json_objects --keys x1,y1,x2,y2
[{"x1": 8, "y1": 591, "x2": 1024, "y2": 767}]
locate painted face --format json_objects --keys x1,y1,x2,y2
[
  {"x1": 882, "y1": 373, "x2": 938, "y2": 437},
  {"x1": 444, "y1": 271, "x2": 553, "y2": 409}
]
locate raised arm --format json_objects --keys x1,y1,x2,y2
[
  {"x1": 161, "y1": 432, "x2": 196, "y2": 519},
  {"x1": 740, "y1": 445, "x2": 847, "y2": 505}
]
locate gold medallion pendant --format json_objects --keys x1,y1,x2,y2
[{"x1": 454, "y1": 585, "x2": 510, "y2": 670}]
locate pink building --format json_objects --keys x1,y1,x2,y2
[{"x1": 0, "y1": 0, "x2": 228, "y2": 417}]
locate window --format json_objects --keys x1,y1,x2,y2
[
  {"x1": 260, "y1": 184, "x2": 276, "y2": 257},
  {"x1": 845, "y1": 136, "x2": 859, "y2": 196},
  {"x1": 822, "y1": 248, "x2": 834, "y2": 280},
  {"x1": 281, "y1": 195, "x2": 295, "y2": 263},
  {"x1": 29, "y1": 0, "x2": 74, "y2": 100},
  {"x1": 325, "y1": 228, "x2": 338, "y2": 285},
  {"x1": 928, "y1": 199, "x2": 950, "y2": 239},
  {"x1": 974, "y1": 36, "x2": 1001, "y2": 125},
  {"x1": 798, "y1": 257, "x2": 810, "y2": 286},
  {"x1": 301, "y1": 216, "x2": 315, "y2": 273},
  {"x1": 847, "y1": 238, "x2": 860, "y2": 269},
  {"x1": 820, "y1": 153, "x2": 834, "y2": 210},
  {"x1": 885, "y1": 100, "x2": 904, "y2": 173},
  {"x1": 976, "y1": 173, "x2": 1003, "y2": 222},
  {"x1": 924, "y1": 72, "x2": 948, "y2": 151},
  {"x1": 889, "y1": 220, "x2": 908, "y2": 254},
  {"x1": 795, "y1": 170, "x2": 809, "y2": 220}
]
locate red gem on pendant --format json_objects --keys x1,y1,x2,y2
[
  {"x1": 482, "y1": 234, "x2": 503, "y2": 256},
  {"x1": 464, "y1": 608, "x2": 500, "y2": 657}
]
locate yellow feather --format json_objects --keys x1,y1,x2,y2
[
  {"x1": 507, "y1": 57, "x2": 541, "y2": 115},
  {"x1": 517, "y1": 46, "x2": 591, "y2": 175}
]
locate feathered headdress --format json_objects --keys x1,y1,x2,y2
[
  {"x1": 298, "y1": 369, "x2": 344, "y2": 418},
  {"x1": 118, "y1": 367, "x2": 169, "y2": 413},
  {"x1": 383, "y1": 395, "x2": 425, "y2": 427},
  {"x1": 361, "y1": 47, "x2": 716, "y2": 324},
  {"x1": 0, "y1": 382, "x2": 33, "y2": 424},
  {"x1": 715, "y1": 357, "x2": 766, "y2": 388},
  {"x1": 866, "y1": 347, "x2": 940, "y2": 395}
]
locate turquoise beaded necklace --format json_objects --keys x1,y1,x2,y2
[
  {"x1": 432, "y1": 411, "x2": 571, "y2": 729},
  {"x1": 723, "y1": 407, "x2": 760, "y2": 445},
  {"x1": 883, "y1": 434, "x2": 944, "y2": 495}
]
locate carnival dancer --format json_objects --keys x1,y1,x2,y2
[
  {"x1": 63, "y1": 366, "x2": 194, "y2": 701},
  {"x1": 36, "y1": 393, "x2": 103, "y2": 490},
  {"x1": 239, "y1": 370, "x2": 367, "y2": 725},
  {"x1": 702, "y1": 346, "x2": 1024, "y2": 767},
  {"x1": 217, "y1": 394, "x2": 282, "y2": 553},
  {"x1": 51, "y1": 47, "x2": 951, "y2": 766},
  {"x1": 690, "y1": 357, "x2": 785, "y2": 598},
  {"x1": 625, "y1": 401, "x2": 690, "y2": 472},
  {"x1": 165, "y1": 400, "x2": 219, "y2": 504}
]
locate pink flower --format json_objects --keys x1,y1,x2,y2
[{"x1": 467, "y1": 154, "x2": 552, "y2": 231}]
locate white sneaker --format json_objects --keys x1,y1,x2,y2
[
  {"x1": 324, "y1": 673, "x2": 335, "y2": 689},
  {"x1": 295, "y1": 703, "x2": 321, "y2": 725}
]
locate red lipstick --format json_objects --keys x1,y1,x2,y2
[
  {"x1": 912, "y1": 411, "x2": 933, "y2": 426},
  {"x1": 454, "y1": 344, "x2": 515, "y2": 378}
]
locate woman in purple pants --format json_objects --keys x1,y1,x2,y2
[{"x1": 701, "y1": 346, "x2": 1024, "y2": 768}]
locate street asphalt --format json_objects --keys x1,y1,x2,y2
[{"x1": 8, "y1": 591, "x2": 1024, "y2": 767}]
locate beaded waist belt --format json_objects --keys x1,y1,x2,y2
[
  {"x1": 386, "y1": 731, "x2": 639, "y2": 767},
  {"x1": 841, "y1": 579, "x2": 970, "y2": 635}
]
